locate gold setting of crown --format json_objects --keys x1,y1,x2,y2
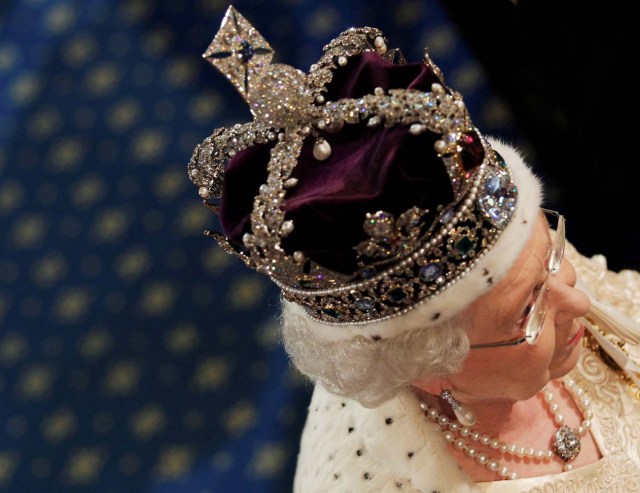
[{"x1": 188, "y1": 6, "x2": 518, "y2": 325}]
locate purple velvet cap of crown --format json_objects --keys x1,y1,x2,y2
[{"x1": 219, "y1": 51, "x2": 484, "y2": 276}]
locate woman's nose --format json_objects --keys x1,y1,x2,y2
[{"x1": 549, "y1": 258, "x2": 591, "y2": 324}]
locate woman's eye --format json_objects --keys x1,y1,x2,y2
[
  {"x1": 515, "y1": 282, "x2": 543, "y2": 326},
  {"x1": 516, "y1": 303, "x2": 533, "y2": 326}
]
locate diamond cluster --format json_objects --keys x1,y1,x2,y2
[{"x1": 553, "y1": 425, "x2": 582, "y2": 462}]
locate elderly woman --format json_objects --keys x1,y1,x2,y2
[{"x1": 189, "y1": 7, "x2": 640, "y2": 492}]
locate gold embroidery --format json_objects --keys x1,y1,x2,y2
[{"x1": 582, "y1": 324, "x2": 640, "y2": 402}]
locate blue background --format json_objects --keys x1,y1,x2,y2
[{"x1": 0, "y1": 0, "x2": 562, "y2": 491}]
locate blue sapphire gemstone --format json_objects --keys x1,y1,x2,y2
[
  {"x1": 238, "y1": 40, "x2": 254, "y2": 61},
  {"x1": 479, "y1": 169, "x2": 517, "y2": 227},
  {"x1": 354, "y1": 298, "x2": 374, "y2": 312},
  {"x1": 488, "y1": 208, "x2": 502, "y2": 222},
  {"x1": 420, "y1": 263, "x2": 443, "y2": 282},
  {"x1": 485, "y1": 174, "x2": 502, "y2": 195},
  {"x1": 359, "y1": 267, "x2": 375, "y2": 279},
  {"x1": 440, "y1": 208, "x2": 455, "y2": 224}
]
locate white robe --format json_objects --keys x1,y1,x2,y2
[{"x1": 293, "y1": 242, "x2": 640, "y2": 492}]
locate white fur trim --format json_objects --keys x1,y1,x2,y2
[
  {"x1": 294, "y1": 383, "x2": 481, "y2": 492},
  {"x1": 285, "y1": 136, "x2": 543, "y2": 341}
]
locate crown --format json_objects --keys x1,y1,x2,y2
[{"x1": 188, "y1": 6, "x2": 525, "y2": 328}]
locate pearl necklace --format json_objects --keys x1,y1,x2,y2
[{"x1": 418, "y1": 377, "x2": 593, "y2": 480}]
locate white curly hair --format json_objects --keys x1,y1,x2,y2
[{"x1": 280, "y1": 298, "x2": 472, "y2": 408}]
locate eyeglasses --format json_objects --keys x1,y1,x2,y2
[{"x1": 469, "y1": 209, "x2": 565, "y2": 349}]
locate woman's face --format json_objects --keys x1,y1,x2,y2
[{"x1": 448, "y1": 213, "x2": 591, "y2": 404}]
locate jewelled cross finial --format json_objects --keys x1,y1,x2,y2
[{"x1": 202, "y1": 5, "x2": 274, "y2": 100}]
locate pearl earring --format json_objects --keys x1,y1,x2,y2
[{"x1": 440, "y1": 389, "x2": 476, "y2": 426}]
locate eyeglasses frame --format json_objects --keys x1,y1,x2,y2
[{"x1": 468, "y1": 209, "x2": 565, "y2": 349}]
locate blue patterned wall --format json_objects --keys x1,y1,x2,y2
[{"x1": 0, "y1": 1, "x2": 518, "y2": 491}]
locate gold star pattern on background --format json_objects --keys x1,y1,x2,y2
[{"x1": 0, "y1": 0, "x2": 501, "y2": 491}]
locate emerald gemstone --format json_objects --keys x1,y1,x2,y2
[
  {"x1": 321, "y1": 307, "x2": 341, "y2": 318},
  {"x1": 455, "y1": 236, "x2": 474, "y2": 256},
  {"x1": 386, "y1": 287, "x2": 407, "y2": 303}
]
